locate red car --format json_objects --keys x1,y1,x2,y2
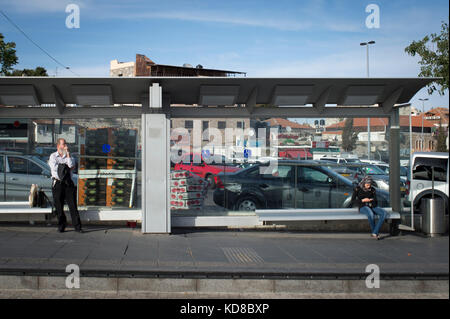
[{"x1": 173, "y1": 153, "x2": 241, "y2": 189}]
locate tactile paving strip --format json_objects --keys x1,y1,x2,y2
[{"x1": 221, "y1": 247, "x2": 264, "y2": 264}]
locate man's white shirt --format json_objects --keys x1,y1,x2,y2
[{"x1": 48, "y1": 151, "x2": 74, "y2": 181}]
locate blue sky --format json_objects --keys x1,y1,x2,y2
[{"x1": 0, "y1": 0, "x2": 448, "y2": 111}]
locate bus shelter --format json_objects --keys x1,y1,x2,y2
[{"x1": 0, "y1": 76, "x2": 436, "y2": 233}]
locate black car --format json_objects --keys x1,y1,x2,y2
[{"x1": 213, "y1": 160, "x2": 390, "y2": 211}]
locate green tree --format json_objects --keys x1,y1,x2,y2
[
  {"x1": 341, "y1": 118, "x2": 358, "y2": 152},
  {"x1": 435, "y1": 119, "x2": 448, "y2": 152},
  {"x1": 9, "y1": 66, "x2": 48, "y2": 76},
  {"x1": 0, "y1": 33, "x2": 48, "y2": 76},
  {"x1": 0, "y1": 33, "x2": 18, "y2": 75},
  {"x1": 405, "y1": 21, "x2": 449, "y2": 95}
]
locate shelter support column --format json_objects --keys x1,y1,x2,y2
[
  {"x1": 388, "y1": 108, "x2": 401, "y2": 213},
  {"x1": 141, "y1": 83, "x2": 171, "y2": 233}
]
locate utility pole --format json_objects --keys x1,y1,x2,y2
[
  {"x1": 360, "y1": 41, "x2": 375, "y2": 161},
  {"x1": 419, "y1": 98, "x2": 428, "y2": 150}
]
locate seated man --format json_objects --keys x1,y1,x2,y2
[{"x1": 351, "y1": 176, "x2": 387, "y2": 239}]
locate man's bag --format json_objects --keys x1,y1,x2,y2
[
  {"x1": 37, "y1": 189, "x2": 51, "y2": 208},
  {"x1": 29, "y1": 184, "x2": 38, "y2": 207},
  {"x1": 29, "y1": 184, "x2": 52, "y2": 208}
]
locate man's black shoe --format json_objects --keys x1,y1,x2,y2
[
  {"x1": 75, "y1": 229, "x2": 84, "y2": 233},
  {"x1": 58, "y1": 227, "x2": 65, "y2": 233}
]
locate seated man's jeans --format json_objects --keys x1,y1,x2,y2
[{"x1": 360, "y1": 206, "x2": 387, "y2": 235}]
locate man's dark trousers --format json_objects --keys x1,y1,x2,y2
[{"x1": 52, "y1": 179, "x2": 82, "y2": 231}]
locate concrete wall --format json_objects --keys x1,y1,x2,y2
[{"x1": 0, "y1": 275, "x2": 447, "y2": 298}]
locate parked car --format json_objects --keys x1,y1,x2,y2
[
  {"x1": 34, "y1": 146, "x2": 56, "y2": 159},
  {"x1": 0, "y1": 153, "x2": 78, "y2": 201},
  {"x1": 376, "y1": 164, "x2": 410, "y2": 182},
  {"x1": 319, "y1": 156, "x2": 361, "y2": 164},
  {"x1": 408, "y1": 152, "x2": 448, "y2": 214},
  {"x1": 213, "y1": 160, "x2": 390, "y2": 211},
  {"x1": 360, "y1": 159, "x2": 388, "y2": 166},
  {"x1": 173, "y1": 153, "x2": 242, "y2": 189},
  {"x1": 348, "y1": 163, "x2": 407, "y2": 196},
  {"x1": 320, "y1": 160, "x2": 358, "y2": 181}
]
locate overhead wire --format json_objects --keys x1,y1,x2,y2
[{"x1": 0, "y1": 9, "x2": 80, "y2": 76}]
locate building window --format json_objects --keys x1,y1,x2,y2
[
  {"x1": 218, "y1": 121, "x2": 226, "y2": 129},
  {"x1": 415, "y1": 139, "x2": 423, "y2": 150},
  {"x1": 237, "y1": 121, "x2": 245, "y2": 129},
  {"x1": 185, "y1": 120, "x2": 193, "y2": 129},
  {"x1": 202, "y1": 121, "x2": 209, "y2": 131}
]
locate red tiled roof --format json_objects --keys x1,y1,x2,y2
[
  {"x1": 424, "y1": 107, "x2": 449, "y2": 125},
  {"x1": 426, "y1": 107, "x2": 449, "y2": 115},
  {"x1": 265, "y1": 118, "x2": 313, "y2": 129}
]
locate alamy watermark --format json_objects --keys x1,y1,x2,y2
[
  {"x1": 65, "y1": 264, "x2": 80, "y2": 289},
  {"x1": 65, "y1": 4, "x2": 80, "y2": 29},
  {"x1": 170, "y1": 125, "x2": 279, "y2": 174},
  {"x1": 365, "y1": 264, "x2": 380, "y2": 288},
  {"x1": 365, "y1": 4, "x2": 380, "y2": 29}
]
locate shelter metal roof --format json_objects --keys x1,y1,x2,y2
[{"x1": 0, "y1": 76, "x2": 436, "y2": 105}]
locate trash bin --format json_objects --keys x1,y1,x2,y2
[{"x1": 421, "y1": 198, "x2": 446, "y2": 237}]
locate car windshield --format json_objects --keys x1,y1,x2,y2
[
  {"x1": 319, "y1": 166, "x2": 352, "y2": 185},
  {"x1": 400, "y1": 166, "x2": 409, "y2": 176},
  {"x1": 362, "y1": 165, "x2": 386, "y2": 175},
  {"x1": 29, "y1": 156, "x2": 50, "y2": 169},
  {"x1": 377, "y1": 165, "x2": 389, "y2": 173},
  {"x1": 320, "y1": 158, "x2": 338, "y2": 162}
]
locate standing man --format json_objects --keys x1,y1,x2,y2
[{"x1": 48, "y1": 138, "x2": 83, "y2": 233}]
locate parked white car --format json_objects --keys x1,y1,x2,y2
[
  {"x1": 319, "y1": 156, "x2": 361, "y2": 164},
  {"x1": 409, "y1": 152, "x2": 449, "y2": 214}
]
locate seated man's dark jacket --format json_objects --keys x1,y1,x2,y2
[{"x1": 351, "y1": 186, "x2": 378, "y2": 209}]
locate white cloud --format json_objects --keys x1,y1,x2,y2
[{"x1": 101, "y1": 10, "x2": 313, "y2": 31}]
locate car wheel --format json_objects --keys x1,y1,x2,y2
[
  {"x1": 236, "y1": 197, "x2": 260, "y2": 211},
  {"x1": 206, "y1": 174, "x2": 216, "y2": 189}
]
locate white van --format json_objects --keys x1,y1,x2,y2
[{"x1": 410, "y1": 152, "x2": 449, "y2": 214}]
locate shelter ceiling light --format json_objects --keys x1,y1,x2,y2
[
  {"x1": 199, "y1": 85, "x2": 239, "y2": 106},
  {"x1": 72, "y1": 84, "x2": 113, "y2": 105},
  {"x1": 271, "y1": 85, "x2": 313, "y2": 106},
  {"x1": 0, "y1": 85, "x2": 39, "y2": 106},
  {"x1": 341, "y1": 85, "x2": 384, "y2": 105}
]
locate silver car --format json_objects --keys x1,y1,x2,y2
[{"x1": 0, "y1": 153, "x2": 77, "y2": 201}]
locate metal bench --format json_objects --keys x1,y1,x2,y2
[
  {"x1": 255, "y1": 207, "x2": 401, "y2": 236},
  {"x1": 0, "y1": 201, "x2": 52, "y2": 224}
]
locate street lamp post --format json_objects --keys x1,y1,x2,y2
[
  {"x1": 360, "y1": 41, "x2": 375, "y2": 160},
  {"x1": 419, "y1": 98, "x2": 429, "y2": 150}
]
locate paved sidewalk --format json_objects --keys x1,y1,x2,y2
[{"x1": 0, "y1": 224, "x2": 448, "y2": 278}]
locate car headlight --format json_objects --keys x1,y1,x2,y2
[{"x1": 225, "y1": 183, "x2": 241, "y2": 193}]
